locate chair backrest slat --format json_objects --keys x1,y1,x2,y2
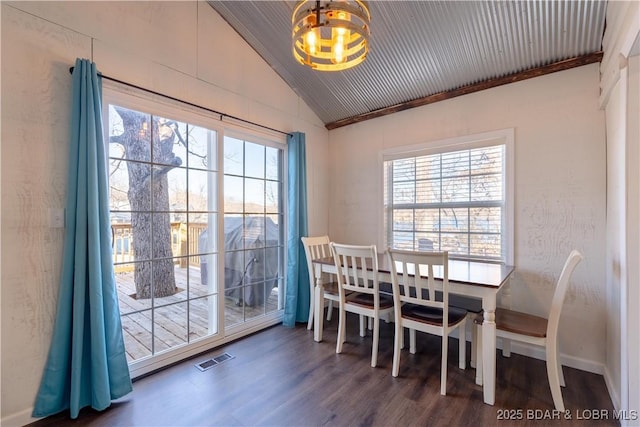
[
  {"x1": 330, "y1": 243, "x2": 379, "y2": 297},
  {"x1": 302, "y1": 235, "x2": 332, "y2": 287},
  {"x1": 387, "y1": 248, "x2": 450, "y2": 325}
]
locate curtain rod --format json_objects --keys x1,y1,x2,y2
[{"x1": 69, "y1": 67, "x2": 292, "y2": 137}]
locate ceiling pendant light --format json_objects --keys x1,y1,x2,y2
[{"x1": 292, "y1": 0, "x2": 370, "y2": 71}]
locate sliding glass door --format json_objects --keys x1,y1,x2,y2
[{"x1": 104, "y1": 87, "x2": 285, "y2": 372}]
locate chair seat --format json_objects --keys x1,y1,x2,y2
[
  {"x1": 322, "y1": 282, "x2": 341, "y2": 295},
  {"x1": 474, "y1": 308, "x2": 548, "y2": 338},
  {"x1": 347, "y1": 292, "x2": 394, "y2": 309},
  {"x1": 322, "y1": 282, "x2": 355, "y2": 299},
  {"x1": 402, "y1": 304, "x2": 467, "y2": 326}
]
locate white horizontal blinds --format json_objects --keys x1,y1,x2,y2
[{"x1": 386, "y1": 144, "x2": 505, "y2": 261}]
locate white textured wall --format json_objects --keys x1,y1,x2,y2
[
  {"x1": 328, "y1": 65, "x2": 607, "y2": 371},
  {"x1": 1, "y1": 5, "x2": 90, "y2": 425},
  {"x1": 0, "y1": 2, "x2": 329, "y2": 424}
]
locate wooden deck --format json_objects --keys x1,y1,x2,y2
[{"x1": 115, "y1": 264, "x2": 279, "y2": 363}]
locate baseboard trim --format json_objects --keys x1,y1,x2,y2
[
  {"x1": 458, "y1": 329, "x2": 606, "y2": 376},
  {"x1": 603, "y1": 365, "x2": 622, "y2": 412},
  {"x1": 1, "y1": 407, "x2": 39, "y2": 427},
  {"x1": 497, "y1": 339, "x2": 605, "y2": 375}
]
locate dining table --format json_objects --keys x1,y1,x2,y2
[{"x1": 311, "y1": 253, "x2": 515, "y2": 406}]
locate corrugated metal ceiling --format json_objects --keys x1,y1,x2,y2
[{"x1": 209, "y1": 1, "x2": 606, "y2": 128}]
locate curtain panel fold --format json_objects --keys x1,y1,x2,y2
[
  {"x1": 283, "y1": 132, "x2": 310, "y2": 327},
  {"x1": 32, "y1": 58, "x2": 132, "y2": 419}
]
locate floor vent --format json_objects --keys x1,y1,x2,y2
[{"x1": 195, "y1": 352, "x2": 234, "y2": 371}]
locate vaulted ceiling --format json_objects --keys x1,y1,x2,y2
[{"x1": 209, "y1": 1, "x2": 607, "y2": 129}]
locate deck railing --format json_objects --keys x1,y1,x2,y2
[{"x1": 112, "y1": 222, "x2": 207, "y2": 273}]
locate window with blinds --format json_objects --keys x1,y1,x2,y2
[{"x1": 384, "y1": 144, "x2": 506, "y2": 262}]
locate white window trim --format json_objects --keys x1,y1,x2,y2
[{"x1": 379, "y1": 128, "x2": 514, "y2": 265}]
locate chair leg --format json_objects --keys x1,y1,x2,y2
[
  {"x1": 341, "y1": 316, "x2": 347, "y2": 344},
  {"x1": 371, "y1": 317, "x2": 379, "y2": 368},
  {"x1": 502, "y1": 338, "x2": 511, "y2": 357},
  {"x1": 336, "y1": 307, "x2": 346, "y2": 354},
  {"x1": 359, "y1": 315, "x2": 366, "y2": 337},
  {"x1": 326, "y1": 300, "x2": 333, "y2": 321},
  {"x1": 409, "y1": 329, "x2": 417, "y2": 354},
  {"x1": 441, "y1": 334, "x2": 448, "y2": 395},
  {"x1": 307, "y1": 289, "x2": 314, "y2": 330},
  {"x1": 392, "y1": 322, "x2": 402, "y2": 377},
  {"x1": 368, "y1": 316, "x2": 373, "y2": 330},
  {"x1": 559, "y1": 365, "x2": 566, "y2": 387},
  {"x1": 458, "y1": 322, "x2": 466, "y2": 370},
  {"x1": 546, "y1": 341, "x2": 565, "y2": 411},
  {"x1": 475, "y1": 324, "x2": 483, "y2": 386}
]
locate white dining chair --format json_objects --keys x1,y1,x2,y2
[
  {"x1": 475, "y1": 249, "x2": 583, "y2": 411},
  {"x1": 302, "y1": 236, "x2": 338, "y2": 330},
  {"x1": 387, "y1": 249, "x2": 467, "y2": 395},
  {"x1": 331, "y1": 243, "x2": 394, "y2": 368}
]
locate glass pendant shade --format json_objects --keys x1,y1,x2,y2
[{"x1": 292, "y1": 0, "x2": 370, "y2": 71}]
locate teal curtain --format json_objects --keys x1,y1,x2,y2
[
  {"x1": 283, "y1": 132, "x2": 310, "y2": 327},
  {"x1": 33, "y1": 59, "x2": 132, "y2": 419}
]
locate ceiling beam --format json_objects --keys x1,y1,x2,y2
[{"x1": 325, "y1": 51, "x2": 604, "y2": 130}]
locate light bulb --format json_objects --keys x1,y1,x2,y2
[
  {"x1": 331, "y1": 29, "x2": 346, "y2": 63},
  {"x1": 331, "y1": 10, "x2": 350, "y2": 64},
  {"x1": 304, "y1": 14, "x2": 317, "y2": 55},
  {"x1": 333, "y1": 35, "x2": 345, "y2": 63},
  {"x1": 305, "y1": 29, "x2": 317, "y2": 55}
]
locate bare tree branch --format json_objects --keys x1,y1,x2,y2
[
  {"x1": 170, "y1": 121, "x2": 207, "y2": 161},
  {"x1": 109, "y1": 155, "x2": 125, "y2": 178},
  {"x1": 110, "y1": 135, "x2": 125, "y2": 145},
  {"x1": 110, "y1": 186, "x2": 127, "y2": 195},
  {"x1": 140, "y1": 158, "x2": 182, "y2": 189}
]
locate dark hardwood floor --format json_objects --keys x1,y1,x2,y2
[{"x1": 30, "y1": 312, "x2": 617, "y2": 426}]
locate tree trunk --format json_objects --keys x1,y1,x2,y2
[{"x1": 114, "y1": 107, "x2": 180, "y2": 299}]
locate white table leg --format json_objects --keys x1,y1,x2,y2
[
  {"x1": 475, "y1": 323, "x2": 483, "y2": 385},
  {"x1": 500, "y1": 278, "x2": 512, "y2": 357},
  {"x1": 482, "y1": 296, "x2": 497, "y2": 405},
  {"x1": 470, "y1": 319, "x2": 477, "y2": 369},
  {"x1": 313, "y1": 273, "x2": 324, "y2": 342}
]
